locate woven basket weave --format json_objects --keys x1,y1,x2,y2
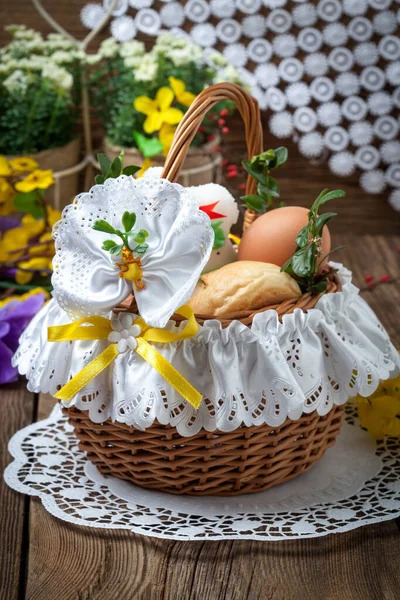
[{"x1": 63, "y1": 83, "x2": 345, "y2": 496}]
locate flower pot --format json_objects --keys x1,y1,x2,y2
[
  {"x1": 7, "y1": 137, "x2": 80, "y2": 210},
  {"x1": 104, "y1": 136, "x2": 222, "y2": 187}
]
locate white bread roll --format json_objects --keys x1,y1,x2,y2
[{"x1": 188, "y1": 261, "x2": 301, "y2": 316}]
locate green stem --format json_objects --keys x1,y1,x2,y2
[
  {"x1": 0, "y1": 281, "x2": 52, "y2": 291},
  {"x1": 43, "y1": 91, "x2": 62, "y2": 149}
]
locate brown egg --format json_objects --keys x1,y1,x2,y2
[{"x1": 238, "y1": 206, "x2": 331, "y2": 268}]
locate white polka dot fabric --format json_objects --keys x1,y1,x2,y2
[{"x1": 81, "y1": 0, "x2": 400, "y2": 205}]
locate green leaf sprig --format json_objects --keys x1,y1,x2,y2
[
  {"x1": 210, "y1": 220, "x2": 225, "y2": 250},
  {"x1": 281, "y1": 189, "x2": 346, "y2": 294},
  {"x1": 241, "y1": 147, "x2": 288, "y2": 214},
  {"x1": 92, "y1": 211, "x2": 149, "y2": 257},
  {"x1": 95, "y1": 150, "x2": 140, "y2": 185}
]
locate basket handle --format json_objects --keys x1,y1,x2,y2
[{"x1": 161, "y1": 83, "x2": 263, "y2": 201}]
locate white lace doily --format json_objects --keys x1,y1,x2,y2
[
  {"x1": 81, "y1": 0, "x2": 400, "y2": 206},
  {"x1": 4, "y1": 403, "x2": 400, "y2": 540},
  {"x1": 13, "y1": 263, "x2": 400, "y2": 436}
]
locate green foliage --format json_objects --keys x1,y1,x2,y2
[
  {"x1": 93, "y1": 211, "x2": 149, "y2": 259},
  {"x1": 133, "y1": 131, "x2": 163, "y2": 158},
  {"x1": 95, "y1": 151, "x2": 140, "y2": 184},
  {"x1": 241, "y1": 147, "x2": 288, "y2": 214},
  {"x1": 88, "y1": 49, "x2": 233, "y2": 151},
  {"x1": 210, "y1": 220, "x2": 225, "y2": 250},
  {"x1": 281, "y1": 189, "x2": 346, "y2": 293},
  {"x1": 0, "y1": 27, "x2": 81, "y2": 154},
  {"x1": 13, "y1": 190, "x2": 45, "y2": 218}
]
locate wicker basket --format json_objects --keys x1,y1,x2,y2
[{"x1": 63, "y1": 83, "x2": 345, "y2": 496}]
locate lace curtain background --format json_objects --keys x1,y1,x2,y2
[{"x1": 80, "y1": 0, "x2": 400, "y2": 210}]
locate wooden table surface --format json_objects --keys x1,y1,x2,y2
[{"x1": 1, "y1": 234, "x2": 400, "y2": 600}]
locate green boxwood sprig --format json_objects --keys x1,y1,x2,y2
[
  {"x1": 281, "y1": 189, "x2": 346, "y2": 293},
  {"x1": 241, "y1": 147, "x2": 288, "y2": 214},
  {"x1": 95, "y1": 150, "x2": 140, "y2": 185},
  {"x1": 92, "y1": 211, "x2": 149, "y2": 257}
]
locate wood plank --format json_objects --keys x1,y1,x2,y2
[{"x1": 0, "y1": 383, "x2": 36, "y2": 600}]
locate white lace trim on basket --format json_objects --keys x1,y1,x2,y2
[{"x1": 13, "y1": 263, "x2": 399, "y2": 436}]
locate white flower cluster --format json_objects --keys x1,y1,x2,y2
[{"x1": 0, "y1": 25, "x2": 78, "y2": 94}]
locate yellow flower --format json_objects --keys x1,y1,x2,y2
[
  {"x1": 0, "y1": 156, "x2": 12, "y2": 177},
  {"x1": 0, "y1": 287, "x2": 50, "y2": 309},
  {"x1": 0, "y1": 177, "x2": 16, "y2": 215},
  {"x1": 29, "y1": 232, "x2": 54, "y2": 256},
  {"x1": 358, "y1": 394, "x2": 400, "y2": 439},
  {"x1": 15, "y1": 257, "x2": 52, "y2": 285},
  {"x1": 46, "y1": 205, "x2": 61, "y2": 228},
  {"x1": 134, "y1": 87, "x2": 183, "y2": 134},
  {"x1": 21, "y1": 213, "x2": 45, "y2": 238},
  {"x1": 159, "y1": 123, "x2": 176, "y2": 155},
  {"x1": 8, "y1": 156, "x2": 39, "y2": 173},
  {"x1": 15, "y1": 169, "x2": 54, "y2": 193},
  {"x1": 136, "y1": 158, "x2": 153, "y2": 178},
  {"x1": 168, "y1": 77, "x2": 196, "y2": 108},
  {"x1": 0, "y1": 227, "x2": 30, "y2": 261},
  {"x1": 356, "y1": 372, "x2": 400, "y2": 439}
]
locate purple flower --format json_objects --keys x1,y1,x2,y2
[
  {"x1": 0, "y1": 216, "x2": 20, "y2": 232},
  {"x1": 0, "y1": 292, "x2": 46, "y2": 384}
]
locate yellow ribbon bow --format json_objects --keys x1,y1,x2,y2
[{"x1": 48, "y1": 305, "x2": 202, "y2": 409}]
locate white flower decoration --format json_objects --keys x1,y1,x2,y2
[
  {"x1": 388, "y1": 189, "x2": 400, "y2": 212},
  {"x1": 354, "y1": 145, "x2": 380, "y2": 170},
  {"x1": 266, "y1": 86, "x2": 287, "y2": 111},
  {"x1": 317, "y1": 0, "x2": 342, "y2": 22},
  {"x1": 269, "y1": 111, "x2": 293, "y2": 138},
  {"x1": 267, "y1": 9, "x2": 292, "y2": 33},
  {"x1": 317, "y1": 101, "x2": 342, "y2": 126},
  {"x1": 328, "y1": 47, "x2": 354, "y2": 72},
  {"x1": 109, "y1": 313, "x2": 141, "y2": 353},
  {"x1": 341, "y1": 96, "x2": 368, "y2": 121},
  {"x1": 386, "y1": 63, "x2": 400, "y2": 87},
  {"x1": 368, "y1": 92, "x2": 392, "y2": 116},
  {"x1": 385, "y1": 164, "x2": 400, "y2": 188},
  {"x1": 360, "y1": 170, "x2": 386, "y2": 194},
  {"x1": 110, "y1": 16, "x2": 136, "y2": 41},
  {"x1": 324, "y1": 126, "x2": 349, "y2": 152},
  {"x1": 336, "y1": 73, "x2": 360, "y2": 97},
  {"x1": 294, "y1": 107, "x2": 317, "y2": 133},
  {"x1": 378, "y1": 36, "x2": 400, "y2": 61},
  {"x1": 52, "y1": 176, "x2": 213, "y2": 328},
  {"x1": 279, "y1": 58, "x2": 304, "y2": 82},
  {"x1": 247, "y1": 39, "x2": 272, "y2": 62},
  {"x1": 286, "y1": 82, "x2": 310, "y2": 107},
  {"x1": 242, "y1": 15, "x2": 267, "y2": 38},
  {"x1": 160, "y1": 2, "x2": 185, "y2": 27},
  {"x1": 292, "y1": 4, "x2": 317, "y2": 27},
  {"x1": 380, "y1": 141, "x2": 400, "y2": 165},
  {"x1": 373, "y1": 11, "x2": 397, "y2": 36},
  {"x1": 256, "y1": 64, "x2": 280, "y2": 88},
  {"x1": 81, "y1": 3, "x2": 106, "y2": 29},
  {"x1": 210, "y1": 0, "x2": 235, "y2": 18},
  {"x1": 329, "y1": 152, "x2": 356, "y2": 177},
  {"x1": 310, "y1": 77, "x2": 335, "y2": 102},
  {"x1": 348, "y1": 16, "x2": 373, "y2": 42},
  {"x1": 354, "y1": 43, "x2": 378, "y2": 67},
  {"x1": 299, "y1": 132, "x2": 324, "y2": 158},
  {"x1": 272, "y1": 34, "x2": 297, "y2": 58},
  {"x1": 373, "y1": 116, "x2": 399, "y2": 141},
  {"x1": 349, "y1": 121, "x2": 373, "y2": 146},
  {"x1": 323, "y1": 23, "x2": 348, "y2": 47},
  {"x1": 343, "y1": 0, "x2": 367, "y2": 17},
  {"x1": 185, "y1": 0, "x2": 210, "y2": 23},
  {"x1": 297, "y1": 28, "x2": 322, "y2": 53},
  {"x1": 304, "y1": 53, "x2": 328, "y2": 77},
  {"x1": 360, "y1": 66, "x2": 385, "y2": 92}
]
